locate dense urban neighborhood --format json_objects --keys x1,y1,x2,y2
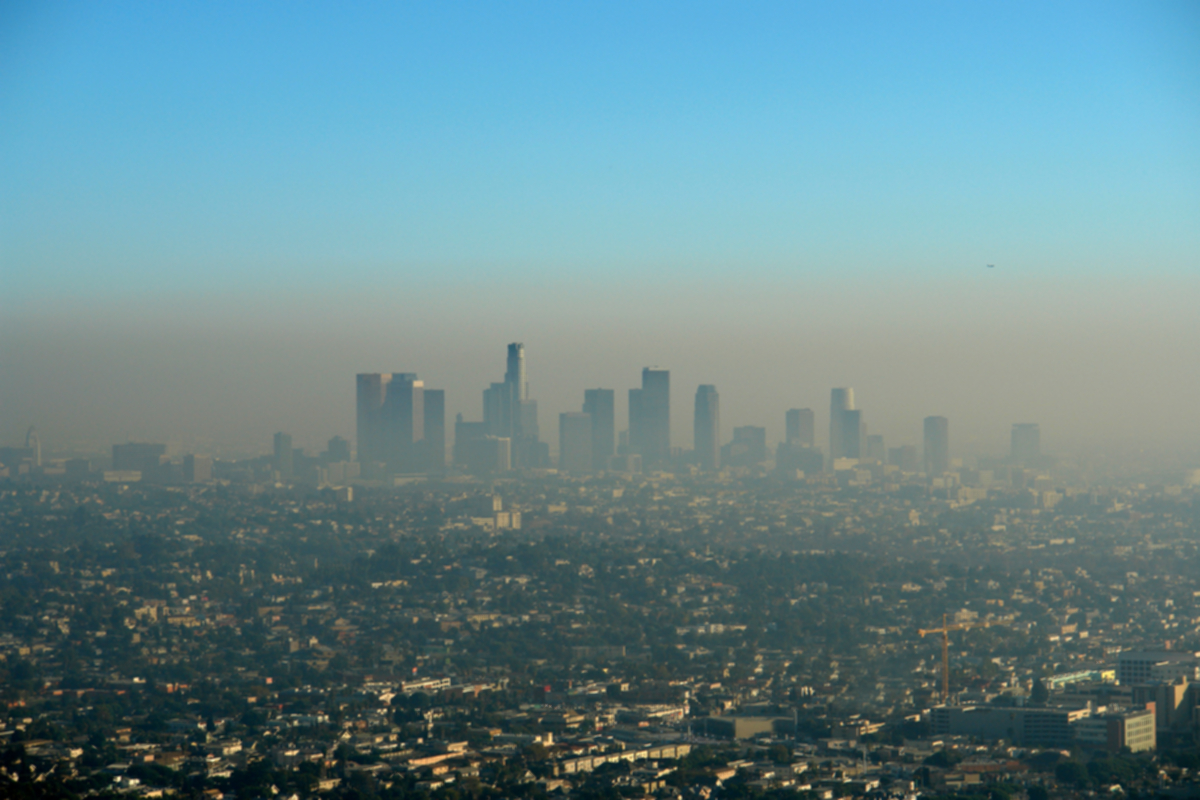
[{"x1": 2, "y1": 459, "x2": 1200, "y2": 800}]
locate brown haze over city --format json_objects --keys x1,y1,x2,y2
[{"x1": 3, "y1": 268, "x2": 1197, "y2": 464}]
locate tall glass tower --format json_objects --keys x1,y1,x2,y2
[
  {"x1": 632, "y1": 368, "x2": 670, "y2": 468},
  {"x1": 829, "y1": 387, "x2": 855, "y2": 465},
  {"x1": 694, "y1": 385, "x2": 720, "y2": 471},
  {"x1": 923, "y1": 416, "x2": 949, "y2": 476}
]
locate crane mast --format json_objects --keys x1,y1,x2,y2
[{"x1": 918, "y1": 614, "x2": 1008, "y2": 704}]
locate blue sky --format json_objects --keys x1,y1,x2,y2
[
  {"x1": 1, "y1": 2, "x2": 1198, "y2": 454},
  {"x1": 4, "y1": 1, "x2": 1197, "y2": 302}
]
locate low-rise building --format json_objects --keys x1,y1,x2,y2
[
  {"x1": 931, "y1": 705, "x2": 1090, "y2": 746},
  {"x1": 1073, "y1": 707, "x2": 1156, "y2": 753}
]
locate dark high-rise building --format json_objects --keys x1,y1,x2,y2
[
  {"x1": 324, "y1": 435, "x2": 352, "y2": 463},
  {"x1": 381, "y1": 373, "x2": 424, "y2": 472},
  {"x1": 786, "y1": 408, "x2": 815, "y2": 447},
  {"x1": 356, "y1": 373, "x2": 393, "y2": 465},
  {"x1": 517, "y1": 399, "x2": 539, "y2": 444},
  {"x1": 559, "y1": 412, "x2": 593, "y2": 473},
  {"x1": 1011, "y1": 423, "x2": 1040, "y2": 464},
  {"x1": 722, "y1": 425, "x2": 767, "y2": 468},
  {"x1": 465, "y1": 437, "x2": 512, "y2": 473},
  {"x1": 866, "y1": 434, "x2": 885, "y2": 463},
  {"x1": 693, "y1": 385, "x2": 720, "y2": 471},
  {"x1": 455, "y1": 411, "x2": 511, "y2": 474},
  {"x1": 582, "y1": 389, "x2": 615, "y2": 470},
  {"x1": 888, "y1": 444, "x2": 919, "y2": 472},
  {"x1": 485, "y1": 342, "x2": 530, "y2": 439},
  {"x1": 454, "y1": 414, "x2": 487, "y2": 465},
  {"x1": 483, "y1": 382, "x2": 508, "y2": 437},
  {"x1": 924, "y1": 416, "x2": 950, "y2": 475},
  {"x1": 630, "y1": 368, "x2": 670, "y2": 468},
  {"x1": 837, "y1": 409, "x2": 863, "y2": 459},
  {"x1": 423, "y1": 389, "x2": 446, "y2": 469},
  {"x1": 274, "y1": 432, "x2": 294, "y2": 478},
  {"x1": 506, "y1": 343, "x2": 527, "y2": 403},
  {"x1": 357, "y1": 372, "x2": 443, "y2": 473}
]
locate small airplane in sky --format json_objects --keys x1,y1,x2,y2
[{"x1": 986, "y1": 264, "x2": 995, "y2": 268}]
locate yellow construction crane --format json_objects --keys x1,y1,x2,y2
[{"x1": 918, "y1": 614, "x2": 1009, "y2": 704}]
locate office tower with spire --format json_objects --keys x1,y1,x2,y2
[
  {"x1": 1011, "y1": 423, "x2": 1041, "y2": 464},
  {"x1": 484, "y1": 343, "x2": 525, "y2": 438},
  {"x1": 693, "y1": 385, "x2": 720, "y2": 471},
  {"x1": 786, "y1": 408, "x2": 815, "y2": 447},
  {"x1": 923, "y1": 416, "x2": 949, "y2": 475},
  {"x1": 506, "y1": 342, "x2": 527, "y2": 402},
  {"x1": 582, "y1": 389, "x2": 615, "y2": 470},
  {"x1": 482, "y1": 343, "x2": 547, "y2": 468},
  {"x1": 630, "y1": 367, "x2": 670, "y2": 468}
]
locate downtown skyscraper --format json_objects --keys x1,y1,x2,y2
[
  {"x1": 630, "y1": 368, "x2": 670, "y2": 469},
  {"x1": 786, "y1": 408, "x2": 815, "y2": 447},
  {"x1": 582, "y1": 388, "x2": 615, "y2": 471},
  {"x1": 356, "y1": 372, "x2": 393, "y2": 466},
  {"x1": 693, "y1": 385, "x2": 720, "y2": 471},
  {"x1": 423, "y1": 389, "x2": 446, "y2": 469},
  {"x1": 923, "y1": 415, "x2": 949, "y2": 476},
  {"x1": 481, "y1": 343, "x2": 547, "y2": 468},
  {"x1": 356, "y1": 372, "x2": 445, "y2": 473},
  {"x1": 829, "y1": 388, "x2": 863, "y2": 464},
  {"x1": 273, "y1": 431, "x2": 293, "y2": 478},
  {"x1": 381, "y1": 373, "x2": 424, "y2": 472}
]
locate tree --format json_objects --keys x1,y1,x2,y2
[
  {"x1": 1055, "y1": 760, "x2": 1088, "y2": 788},
  {"x1": 1031, "y1": 678, "x2": 1049, "y2": 705}
]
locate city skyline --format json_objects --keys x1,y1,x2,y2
[
  {"x1": 2, "y1": 2, "x2": 1197, "y2": 460},
  {"x1": 352, "y1": 346, "x2": 977, "y2": 471},
  {"x1": 0, "y1": 365, "x2": 1063, "y2": 480},
  {"x1": 3, "y1": 321, "x2": 1197, "y2": 469},
  {"x1": 2, "y1": 4, "x2": 1200, "y2": 792},
  {"x1": 154, "y1": 339, "x2": 1057, "y2": 475}
]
